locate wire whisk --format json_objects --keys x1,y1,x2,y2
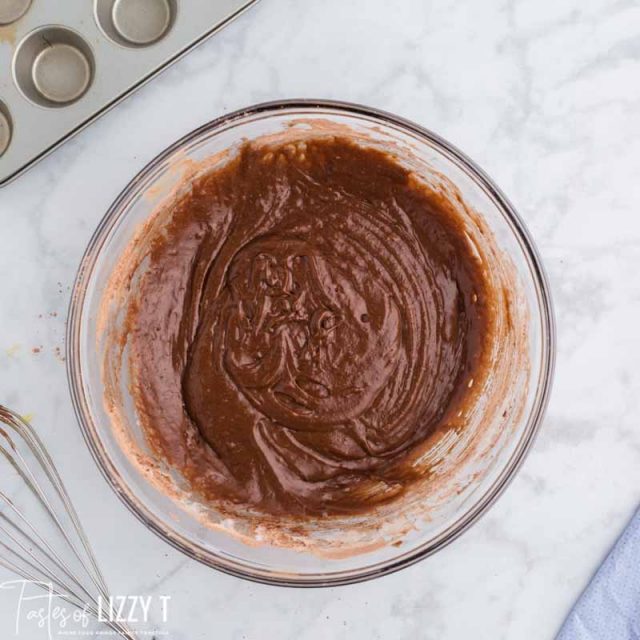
[{"x1": 0, "y1": 404, "x2": 136, "y2": 639}]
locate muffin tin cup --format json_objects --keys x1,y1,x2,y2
[
  {"x1": 13, "y1": 26, "x2": 95, "y2": 108},
  {"x1": 0, "y1": 102, "x2": 12, "y2": 156},
  {"x1": 0, "y1": 0, "x2": 32, "y2": 26},
  {"x1": 0, "y1": 0, "x2": 260, "y2": 181},
  {"x1": 96, "y1": 0, "x2": 177, "y2": 47}
]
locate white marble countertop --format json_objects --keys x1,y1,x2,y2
[{"x1": 1, "y1": 0, "x2": 639, "y2": 638}]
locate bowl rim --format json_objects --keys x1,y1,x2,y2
[{"x1": 66, "y1": 98, "x2": 556, "y2": 587}]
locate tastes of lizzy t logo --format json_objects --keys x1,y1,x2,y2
[{"x1": 0, "y1": 580, "x2": 170, "y2": 638}]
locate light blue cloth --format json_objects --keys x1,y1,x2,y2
[{"x1": 557, "y1": 508, "x2": 640, "y2": 640}]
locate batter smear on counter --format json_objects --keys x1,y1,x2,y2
[{"x1": 116, "y1": 137, "x2": 495, "y2": 517}]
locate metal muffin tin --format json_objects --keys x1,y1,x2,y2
[{"x1": 0, "y1": 0, "x2": 260, "y2": 186}]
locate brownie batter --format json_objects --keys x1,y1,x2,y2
[{"x1": 119, "y1": 137, "x2": 493, "y2": 518}]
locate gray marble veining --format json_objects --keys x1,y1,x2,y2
[{"x1": 0, "y1": 0, "x2": 639, "y2": 637}]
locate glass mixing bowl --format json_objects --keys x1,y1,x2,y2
[{"x1": 67, "y1": 100, "x2": 555, "y2": 586}]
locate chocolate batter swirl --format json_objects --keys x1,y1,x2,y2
[{"x1": 119, "y1": 137, "x2": 490, "y2": 517}]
